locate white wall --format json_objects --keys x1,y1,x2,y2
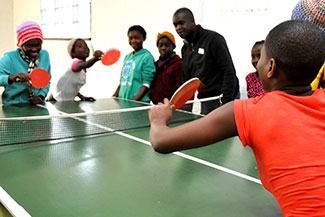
[
  {"x1": 199, "y1": 0, "x2": 297, "y2": 98},
  {"x1": 2, "y1": 0, "x2": 298, "y2": 100},
  {"x1": 0, "y1": 0, "x2": 14, "y2": 54},
  {"x1": 0, "y1": 0, "x2": 14, "y2": 99}
]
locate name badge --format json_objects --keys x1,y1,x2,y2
[{"x1": 198, "y1": 48, "x2": 204, "y2": 55}]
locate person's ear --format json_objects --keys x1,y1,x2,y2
[
  {"x1": 71, "y1": 53, "x2": 75, "y2": 58},
  {"x1": 267, "y1": 58, "x2": 277, "y2": 78},
  {"x1": 192, "y1": 17, "x2": 196, "y2": 25}
]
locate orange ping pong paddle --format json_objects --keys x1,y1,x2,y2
[
  {"x1": 29, "y1": 68, "x2": 50, "y2": 88},
  {"x1": 170, "y1": 77, "x2": 200, "y2": 110},
  {"x1": 15, "y1": 68, "x2": 50, "y2": 88},
  {"x1": 101, "y1": 49, "x2": 121, "y2": 66}
]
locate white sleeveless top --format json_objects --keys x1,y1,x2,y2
[{"x1": 53, "y1": 59, "x2": 87, "y2": 101}]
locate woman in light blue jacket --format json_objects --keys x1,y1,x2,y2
[{"x1": 0, "y1": 21, "x2": 51, "y2": 105}]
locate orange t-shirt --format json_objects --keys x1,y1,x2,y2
[{"x1": 234, "y1": 89, "x2": 325, "y2": 216}]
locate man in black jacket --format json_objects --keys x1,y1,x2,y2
[{"x1": 173, "y1": 7, "x2": 239, "y2": 114}]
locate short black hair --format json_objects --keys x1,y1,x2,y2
[
  {"x1": 127, "y1": 25, "x2": 146, "y2": 39},
  {"x1": 264, "y1": 20, "x2": 325, "y2": 83},
  {"x1": 174, "y1": 8, "x2": 195, "y2": 22},
  {"x1": 254, "y1": 40, "x2": 265, "y2": 47}
]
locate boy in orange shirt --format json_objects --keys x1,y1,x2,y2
[{"x1": 149, "y1": 20, "x2": 325, "y2": 216}]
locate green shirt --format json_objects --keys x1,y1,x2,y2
[{"x1": 118, "y1": 49, "x2": 155, "y2": 102}]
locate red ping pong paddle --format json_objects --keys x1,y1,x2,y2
[
  {"x1": 170, "y1": 77, "x2": 200, "y2": 110},
  {"x1": 101, "y1": 49, "x2": 121, "y2": 66},
  {"x1": 15, "y1": 68, "x2": 50, "y2": 88},
  {"x1": 29, "y1": 68, "x2": 50, "y2": 88}
]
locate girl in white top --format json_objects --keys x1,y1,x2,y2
[{"x1": 48, "y1": 38, "x2": 103, "y2": 101}]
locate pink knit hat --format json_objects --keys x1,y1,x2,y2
[
  {"x1": 16, "y1": 21, "x2": 43, "y2": 47},
  {"x1": 67, "y1": 38, "x2": 81, "y2": 58}
]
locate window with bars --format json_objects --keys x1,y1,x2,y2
[{"x1": 40, "y1": 0, "x2": 91, "y2": 39}]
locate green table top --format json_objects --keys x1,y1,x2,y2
[{"x1": 0, "y1": 99, "x2": 282, "y2": 217}]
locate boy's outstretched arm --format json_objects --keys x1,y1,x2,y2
[{"x1": 149, "y1": 99, "x2": 238, "y2": 154}]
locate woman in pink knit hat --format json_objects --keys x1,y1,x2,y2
[{"x1": 0, "y1": 21, "x2": 51, "y2": 105}]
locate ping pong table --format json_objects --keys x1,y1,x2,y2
[{"x1": 0, "y1": 98, "x2": 282, "y2": 217}]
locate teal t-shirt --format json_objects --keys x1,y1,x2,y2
[
  {"x1": 0, "y1": 49, "x2": 51, "y2": 105},
  {"x1": 118, "y1": 48, "x2": 155, "y2": 102}
]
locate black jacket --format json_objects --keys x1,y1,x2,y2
[{"x1": 181, "y1": 25, "x2": 239, "y2": 103}]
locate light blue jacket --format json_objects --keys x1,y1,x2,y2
[{"x1": 0, "y1": 49, "x2": 51, "y2": 105}]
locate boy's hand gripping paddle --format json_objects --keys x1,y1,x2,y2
[
  {"x1": 170, "y1": 77, "x2": 200, "y2": 110},
  {"x1": 101, "y1": 49, "x2": 121, "y2": 66}
]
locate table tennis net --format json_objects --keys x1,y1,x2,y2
[{"x1": 0, "y1": 106, "x2": 201, "y2": 146}]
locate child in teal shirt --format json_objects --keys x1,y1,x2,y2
[{"x1": 113, "y1": 25, "x2": 155, "y2": 103}]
